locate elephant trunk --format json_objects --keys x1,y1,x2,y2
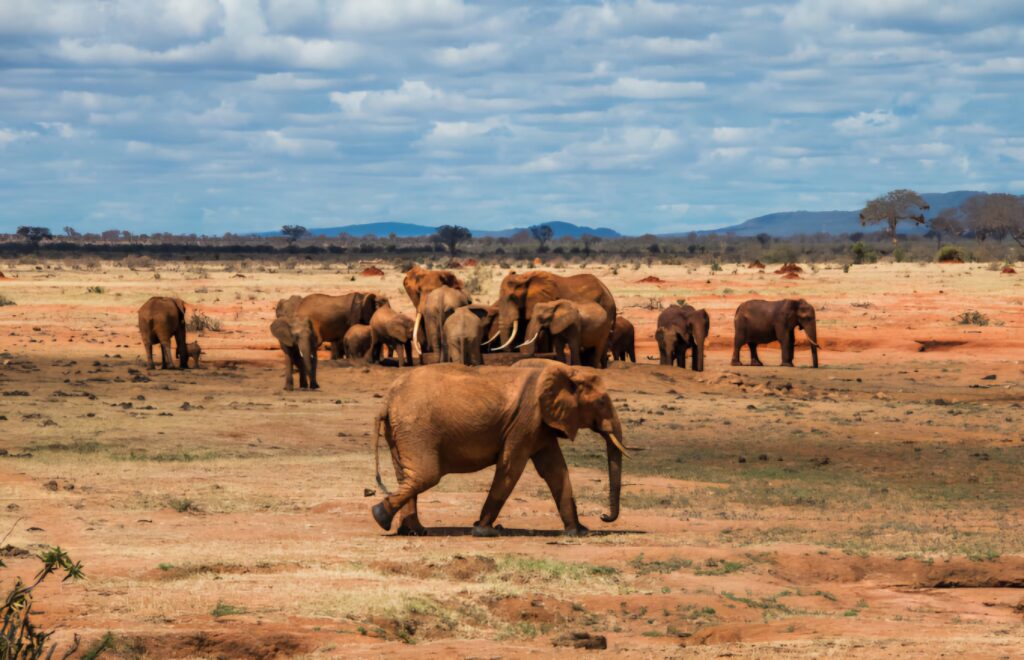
[
  {"x1": 412, "y1": 312, "x2": 422, "y2": 355},
  {"x1": 600, "y1": 422, "x2": 624, "y2": 523},
  {"x1": 693, "y1": 328, "x2": 706, "y2": 372},
  {"x1": 805, "y1": 320, "x2": 819, "y2": 368},
  {"x1": 493, "y1": 319, "x2": 518, "y2": 351}
]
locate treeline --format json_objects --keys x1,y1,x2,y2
[{"x1": 0, "y1": 230, "x2": 1018, "y2": 266}]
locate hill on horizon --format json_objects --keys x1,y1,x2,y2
[{"x1": 256, "y1": 220, "x2": 621, "y2": 240}]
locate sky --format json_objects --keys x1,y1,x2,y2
[{"x1": 1, "y1": 0, "x2": 1023, "y2": 236}]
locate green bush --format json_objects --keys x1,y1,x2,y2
[
  {"x1": 849, "y1": 242, "x2": 877, "y2": 265},
  {"x1": 186, "y1": 312, "x2": 222, "y2": 332},
  {"x1": 936, "y1": 245, "x2": 962, "y2": 262},
  {"x1": 1, "y1": 546, "x2": 84, "y2": 658},
  {"x1": 0, "y1": 295, "x2": 15, "y2": 307}
]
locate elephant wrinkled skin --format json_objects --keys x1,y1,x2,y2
[
  {"x1": 343, "y1": 324, "x2": 373, "y2": 362},
  {"x1": 732, "y1": 299, "x2": 820, "y2": 368},
  {"x1": 138, "y1": 296, "x2": 188, "y2": 369},
  {"x1": 372, "y1": 362, "x2": 626, "y2": 537},
  {"x1": 444, "y1": 306, "x2": 486, "y2": 366},
  {"x1": 292, "y1": 292, "x2": 382, "y2": 353},
  {"x1": 370, "y1": 303, "x2": 415, "y2": 367},
  {"x1": 416, "y1": 285, "x2": 472, "y2": 363},
  {"x1": 403, "y1": 265, "x2": 463, "y2": 353},
  {"x1": 519, "y1": 299, "x2": 608, "y2": 366}
]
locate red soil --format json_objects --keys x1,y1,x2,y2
[
  {"x1": 781, "y1": 272, "x2": 800, "y2": 279},
  {"x1": 1001, "y1": 266, "x2": 1016, "y2": 274},
  {"x1": 637, "y1": 275, "x2": 665, "y2": 283},
  {"x1": 360, "y1": 266, "x2": 385, "y2": 276},
  {"x1": 748, "y1": 260, "x2": 765, "y2": 269},
  {"x1": 463, "y1": 258, "x2": 478, "y2": 267},
  {"x1": 774, "y1": 262, "x2": 803, "y2": 274}
]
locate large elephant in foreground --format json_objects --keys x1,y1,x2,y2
[
  {"x1": 371, "y1": 362, "x2": 627, "y2": 537},
  {"x1": 138, "y1": 296, "x2": 188, "y2": 369},
  {"x1": 491, "y1": 271, "x2": 616, "y2": 368},
  {"x1": 403, "y1": 265, "x2": 463, "y2": 352},
  {"x1": 656, "y1": 304, "x2": 709, "y2": 371},
  {"x1": 292, "y1": 292, "x2": 382, "y2": 352},
  {"x1": 732, "y1": 299, "x2": 820, "y2": 368},
  {"x1": 415, "y1": 285, "x2": 472, "y2": 364},
  {"x1": 518, "y1": 299, "x2": 608, "y2": 366}
]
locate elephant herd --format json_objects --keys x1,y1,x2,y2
[{"x1": 136, "y1": 265, "x2": 820, "y2": 538}]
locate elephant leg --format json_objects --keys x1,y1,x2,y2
[
  {"x1": 531, "y1": 444, "x2": 586, "y2": 536},
  {"x1": 389, "y1": 450, "x2": 427, "y2": 536},
  {"x1": 373, "y1": 453, "x2": 440, "y2": 533},
  {"x1": 473, "y1": 452, "x2": 531, "y2": 536},
  {"x1": 629, "y1": 345, "x2": 636, "y2": 363},
  {"x1": 176, "y1": 328, "x2": 188, "y2": 369},
  {"x1": 782, "y1": 329, "x2": 795, "y2": 366},
  {"x1": 310, "y1": 353, "x2": 320, "y2": 389},
  {"x1": 143, "y1": 339, "x2": 154, "y2": 369},
  {"x1": 159, "y1": 339, "x2": 173, "y2": 369},
  {"x1": 295, "y1": 350, "x2": 309, "y2": 390},
  {"x1": 749, "y1": 343, "x2": 763, "y2": 366},
  {"x1": 731, "y1": 334, "x2": 744, "y2": 366},
  {"x1": 690, "y1": 342, "x2": 699, "y2": 371}
]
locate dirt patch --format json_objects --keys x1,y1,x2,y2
[
  {"x1": 113, "y1": 630, "x2": 312, "y2": 660},
  {"x1": 770, "y1": 553, "x2": 1024, "y2": 588},
  {"x1": 915, "y1": 339, "x2": 967, "y2": 352},
  {"x1": 748, "y1": 260, "x2": 765, "y2": 269},
  {"x1": 637, "y1": 275, "x2": 665, "y2": 283},
  {"x1": 774, "y1": 262, "x2": 803, "y2": 274},
  {"x1": 781, "y1": 272, "x2": 800, "y2": 279},
  {"x1": 1001, "y1": 266, "x2": 1016, "y2": 274},
  {"x1": 372, "y1": 555, "x2": 497, "y2": 581},
  {"x1": 360, "y1": 266, "x2": 385, "y2": 277}
]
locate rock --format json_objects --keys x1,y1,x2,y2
[
  {"x1": 44, "y1": 479, "x2": 58, "y2": 491},
  {"x1": 738, "y1": 456, "x2": 747, "y2": 463},
  {"x1": 982, "y1": 374, "x2": 997, "y2": 380},
  {"x1": 553, "y1": 632, "x2": 607, "y2": 650},
  {"x1": 363, "y1": 488, "x2": 375, "y2": 497}
]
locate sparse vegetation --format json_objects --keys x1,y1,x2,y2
[
  {"x1": 0, "y1": 295, "x2": 14, "y2": 307},
  {"x1": 955, "y1": 310, "x2": 989, "y2": 326},
  {"x1": 211, "y1": 601, "x2": 246, "y2": 618},
  {"x1": 1, "y1": 545, "x2": 84, "y2": 659},
  {"x1": 186, "y1": 311, "x2": 223, "y2": 332},
  {"x1": 86, "y1": 285, "x2": 106, "y2": 294}
]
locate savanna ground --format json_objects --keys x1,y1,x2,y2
[{"x1": 1, "y1": 257, "x2": 1023, "y2": 658}]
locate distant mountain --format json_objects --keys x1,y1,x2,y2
[
  {"x1": 700, "y1": 191, "x2": 985, "y2": 237},
  {"x1": 256, "y1": 220, "x2": 621, "y2": 239}
]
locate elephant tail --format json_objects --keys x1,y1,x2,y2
[{"x1": 373, "y1": 409, "x2": 391, "y2": 495}]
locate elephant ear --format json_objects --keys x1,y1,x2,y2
[
  {"x1": 271, "y1": 318, "x2": 296, "y2": 348},
  {"x1": 550, "y1": 302, "x2": 580, "y2": 335},
  {"x1": 538, "y1": 363, "x2": 581, "y2": 441},
  {"x1": 361, "y1": 294, "x2": 378, "y2": 323},
  {"x1": 700, "y1": 309, "x2": 710, "y2": 333},
  {"x1": 173, "y1": 298, "x2": 186, "y2": 319}
]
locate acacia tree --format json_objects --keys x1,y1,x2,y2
[
  {"x1": 962, "y1": 193, "x2": 1024, "y2": 246},
  {"x1": 928, "y1": 208, "x2": 965, "y2": 249},
  {"x1": 580, "y1": 233, "x2": 601, "y2": 257},
  {"x1": 16, "y1": 226, "x2": 53, "y2": 249},
  {"x1": 859, "y1": 189, "x2": 930, "y2": 243},
  {"x1": 529, "y1": 224, "x2": 553, "y2": 251},
  {"x1": 281, "y1": 225, "x2": 309, "y2": 244},
  {"x1": 432, "y1": 224, "x2": 472, "y2": 256}
]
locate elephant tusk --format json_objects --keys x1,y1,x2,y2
[
  {"x1": 807, "y1": 338, "x2": 821, "y2": 349},
  {"x1": 493, "y1": 320, "x2": 518, "y2": 351},
  {"x1": 608, "y1": 433, "x2": 630, "y2": 458},
  {"x1": 515, "y1": 330, "x2": 540, "y2": 349},
  {"x1": 412, "y1": 312, "x2": 422, "y2": 355},
  {"x1": 482, "y1": 330, "x2": 501, "y2": 346}
]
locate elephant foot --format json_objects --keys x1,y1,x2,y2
[
  {"x1": 563, "y1": 525, "x2": 589, "y2": 537},
  {"x1": 751, "y1": 360, "x2": 763, "y2": 367},
  {"x1": 781, "y1": 362, "x2": 794, "y2": 367},
  {"x1": 397, "y1": 522, "x2": 428, "y2": 537},
  {"x1": 471, "y1": 524, "x2": 502, "y2": 538},
  {"x1": 730, "y1": 359, "x2": 743, "y2": 366},
  {"x1": 371, "y1": 502, "x2": 395, "y2": 531}
]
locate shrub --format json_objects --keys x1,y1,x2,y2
[
  {"x1": 893, "y1": 246, "x2": 907, "y2": 263},
  {"x1": 955, "y1": 311, "x2": 989, "y2": 326},
  {"x1": 0, "y1": 295, "x2": 14, "y2": 307},
  {"x1": 850, "y1": 242, "x2": 877, "y2": 265},
  {"x1": 86, "y1": 286, "x2": 106, "y2": 294},
  {"x1": 936, "y1": 245, "x2": 963, "y2": 263},
  {"x1": 1, "y1": 546, "x2": 84, "y2": 658},
  {"x1": 464, "y1": 265, "x2": 491, "y2": 296},
  {"x1": 186, "y1": 312, "x2": 223, "y2": 332}
]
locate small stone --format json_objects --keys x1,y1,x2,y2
[
  {"x1": 44, "y1": 480, "x2": 58, "y2": 491},
  {"x1": 363, "y1": 488, "x2": 375, "y2": 497},
  {"x1": 738, "y1": 456, "x2": 747, "y2": 463}
]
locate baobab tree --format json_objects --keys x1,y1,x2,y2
[
  {"x1": 432, "y1": 224, "x2": 472, "y2": 255},
  {"x1": 859, "y1": 189, "x2": 930, "y2": 243},
  {"x1": 529, "y1": 224, "x2": 553, "y2": 251}
]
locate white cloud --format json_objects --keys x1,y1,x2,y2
[
  {"x1": 833, "y1": 109, "x2": 901, "y2": 135},
  {"x1": 330, "y1": 80, "x2": 521, "y2": 117},
  {"x1": 189, "y1": 101, "x2": 249, "y2": 127},
  {"x1": 522, "y1": 126, "x2": 680, "y2": 173},
  {"x1": 422, "y1": 118, "x2": 505, "y2": 143},
  {"x1": 326, "y1": 0, "x2": 469, "y2": 31},
  {"x1": 248, "y1": 73, "x2": 333, "y2": 91},
  {"x1": 657, "y1": 203, "x2": 690, "y2": 215},
  {"x1": 630, "y1": 34, "x2": 722, "y2": 56},
  {"x1": 431, "y1": 42, "x2": 504, "y2": 69},
  {"x1": 600, "y1": 77, "x2": 706, "y2": 99},
  {"x1": 955, "y1": 57, "x2": 1024, "y2": 74},
  {"x1": 254, "y1": 130, "x2": 335, "y2": 157},
  {"x1": 36, "y1": 121, "x2": 75, "y2": 138},
  {"x1": 711, "y1": 126, "x2": 761, "y2": 143},
  {"x1": 0, "y1": 128, "x2": 37, "y2": 148},
  {"x1": 125, "y1": 140, "x2": 190, "y2": 161}
]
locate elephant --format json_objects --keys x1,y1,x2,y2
[
  {"x1": 732, "y1": 299, "x2": 820, "y2": 368},
  {"x1": 656, "y1": 304, "x2": 709, "y2": 371},
  {"x1": 370, "y1": 361, "x2": 627, "y2": 537},
  {"x1": 490, "y1": 271, "x2": 616, "y2": 368},
  {"x1": 270, "y1": 314, "x2": 319, "y2": 390},
  {"x1": 138, "y1": 296, "x2": 188, "y2": 369},
  {"x1": 415, "y1": 285, "x2": 472, "y2": 364},
  {"x1": 403, "y1": 265, "x2": 463, "y2": 353},
  {"x1": 517, "y1": 299, "x2": 609, "y2": 367},
  {"x1": 443, "y1": 306, "x2": 488, "y2": 366},
  {"x1": 370, "y1": 302, "x2": 415, "y2": 367},
  {"x1": 292, "y1": 292, "x2": 383, "y2": 355},
  {"x1": 186, "y1": 341, "x2": 202, "y2": 368},
  {"x1": 343, "y1": 324, "x2": 372, "y2": 362},
  {"x1": 609, "y1": 316, "x2": 636, "y2": 363}
]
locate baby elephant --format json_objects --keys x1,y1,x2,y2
[
  {"x1": 609, "y1": 316, "x2": 635, "y2": 363},
  {"x1": 344, "y1": 324, "x2": 372, "y2": 362},
  {"x1": 444, "y1": 306, "x2": 489, "y2": 366},
  {"x1": 270, "y1": 315, "x2": 319, "y2": 390},
  {"x1": 186, "y1": 342, "x2": 202, "y2": 368},
  {"x1": 370, "y1": 302, "x2": 415, "y2": 367},
  {"x1": 372, "y1": 361, "x2": 627, "y2": 537}
]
